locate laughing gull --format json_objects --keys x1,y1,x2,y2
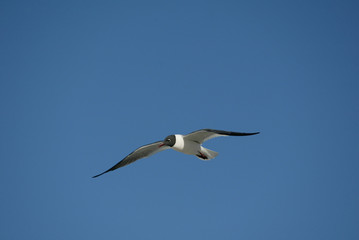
[{"x1": 92, "y1": 129, "x2": 259, "y2": 178}]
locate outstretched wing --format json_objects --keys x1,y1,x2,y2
[
  {"x1": 184, "y1": 129, "x2": 260, "y2": 144},
  {"x1": 92, "y1": 141, "x2": 170, "y2": 178}
]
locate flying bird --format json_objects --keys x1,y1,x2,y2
[{"x1": 92, "y1": 129, "x2": 259, "y2": 178}]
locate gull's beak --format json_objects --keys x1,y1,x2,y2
[{"x1": 158, "y1": 143, "x2": 165, "y2": 148}]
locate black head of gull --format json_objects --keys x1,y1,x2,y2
[{"x1": 159, "y1": 135, "x2": 176, "y2": 147}]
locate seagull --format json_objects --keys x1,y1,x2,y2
[{"x1": 92, "y1": 129, "x2": 259, "y2": 178}]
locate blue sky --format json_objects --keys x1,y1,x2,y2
[{"x1": 1, "y1": 0, "x2": 358, "y2": 239}]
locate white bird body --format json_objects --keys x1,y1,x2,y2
[
  {"x1": 172, "y1": 134, "x2": 218, "y2": 160},
  {"x1": 172, "y1": 134, "x2": 199, "y2": 155}
]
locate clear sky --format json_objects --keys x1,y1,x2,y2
[{"x1": 1, "y1": 0, "x2": 358, "y2": 239}]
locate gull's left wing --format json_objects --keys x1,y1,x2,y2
[{"x1": 92, "y1": 141, "x2": 170, "y2": 178}]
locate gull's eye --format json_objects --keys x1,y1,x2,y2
[{"x1": 167, "y1": 139, "x2": 171, "y2": 142}]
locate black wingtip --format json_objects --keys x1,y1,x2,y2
[
  {"x1": 226, "y1": 131, "x2": 260, "y2": 136},
  {"x1": 203, "y1": 129, "x2": 260, "y2": 136},
  {"x1": 235, "y1": 132, "x2": 260, "y2": 136},
  {"x1": 92, "y1": 170, "x2": 111, "y2": 178},
  {"x1": 92, "y1": 173, "x2": 102, "y2": 178}
]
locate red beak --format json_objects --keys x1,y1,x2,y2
[{"x1": 159, "y1": 143, "x2": 165, "y2": 148}]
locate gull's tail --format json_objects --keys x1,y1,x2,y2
[{"x1": 197, "y1": 147, "x2": 218, "y2": 160}]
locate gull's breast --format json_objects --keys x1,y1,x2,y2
[{"x1": 172, "y1": 134, "x2": 200, "y2": 155}]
